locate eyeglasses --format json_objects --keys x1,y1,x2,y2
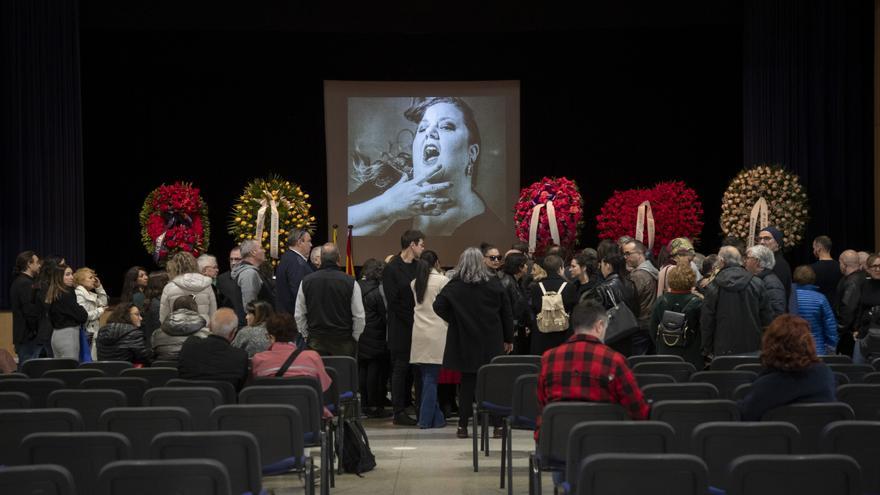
[
  {"x1": 623, "y1": 251, "x2": 637, "y2": 257},
  {"x1": 485, "y1": 255, "x2": 502, "y2": 262},
  {"x1": 757, "y1": 236, "x2": 774, "y2": 242},
  {"x1": 868, "y1": 265, "x2": 880, "y2": 271}
]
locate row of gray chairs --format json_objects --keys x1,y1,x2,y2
[
  {"x1": 630, "y1": 359, "x2": 878, "y2": 384},
  {"x1": 625, "y1": 353, "x2": 856, "y2": 370}
]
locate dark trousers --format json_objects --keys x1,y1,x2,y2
[
  {"x1": 458, "y1": 372, "x2": 477, "y2": 428},
  {"x1": 15, "y1": 340, "x2": 47, "y2": 371},
  {"x1": 391, "y1": 351, "x2": 411, "y2": 413},
  {"x1": 358, "y1": 356, "x2": 389, "y2": 408},
  {"x1": 308, "y1": 335, "x2": 356, "y2": 357}
]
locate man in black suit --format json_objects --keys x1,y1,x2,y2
[
  {"x1": 216, "y1": 246, "x2": 244, "y2": 324},
  {"x1": 275, "y1": 228, "x2": 314, "y2": 315}
]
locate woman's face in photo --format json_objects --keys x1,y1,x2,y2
[
  {"x1": 412, "y1": 102, "x2": 477, "y2": 183},
  {"x1": 63, "y1": 267, "x2": 74, "y2": 287}
]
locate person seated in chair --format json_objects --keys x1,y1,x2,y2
[{"x1": 177, "y1": 308, "x2": 248, "y2": 391}]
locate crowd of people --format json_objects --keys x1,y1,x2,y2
[{"x1": 8, "y1": 225, "x2": 880, "y2": 439}]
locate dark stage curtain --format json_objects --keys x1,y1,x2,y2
[
  {"x1": 743, "y1": 0, "x2": 875, "y2": 263},
  {"x1": 0, "y1": 0, "x2": 84, "y2": 308}
]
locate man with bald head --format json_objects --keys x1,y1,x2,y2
[
  {"x1": 701, "y1": 246, "x2": 774, "y2": 358},
  {"x1": 177, "y1": 308, "x2": 249, "y2": 390},
  {"x1": 834, "y1": 249, "x2": 867, "y2": 356}
]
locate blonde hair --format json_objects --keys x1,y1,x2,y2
[
  {"x1": 166, "y1": 252, "x2": 199, "y2": 279},
  {"x1": 73, "y1": 267, "x2": 95, "y2": 286}
]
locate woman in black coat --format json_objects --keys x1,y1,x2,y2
[
  {"x1": 581, "y1": 248, "x2": 639, "y2": 355},
  {"x1": 97, "y1": 303, "x2": 152, "y2": 365},
  {"x1": 434, "y1": 247, "x2": 513, "y2": 438},
  {"x1": 357, "y1": 259, "x2": 392, "y2": 417}
]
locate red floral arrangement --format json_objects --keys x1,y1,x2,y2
[
  {"x1": 514, "y1": 177, "x2": 583, "y2": 256},
  {"x1": 596, "y1": 181, "x2": 703, "y2": 256},
  {"x1": 139, "y1": 182, "x2": 210, "y2": 264}
]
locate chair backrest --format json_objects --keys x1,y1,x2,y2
[
  {"x1": 0, "y1": 408, "x2": 83, "y2": 465},
  {"x1": 99, "y1": 407, "x2": 192, "y2": 459},
  {"x1": 44, "y1": 368, "x2": 106, "y2": 387},
  {"x1": 819, "y1": 355, "x2": 853, "y2": 365},
  {"x1": 565, "y1": 421, "x2": 675, "y2": 490},
  {"x1": 47, "y1": 389, "x2": 127, "y2": 430},
  {"x1": 732, "y1": 383, "x2": 753, "y2": 401},
  {"x1": 820, "y1": 420, "x2": 880, "y2": 493},
  {"x1": 828, "y1": 364, "x2": 875, "y2": 383},
  {"x1": 836, "y1": 384, "x2": 880, "y2": 420},
  {"x1": 0, "y1": 391, "x2": 30, "y2": 409},
  {"x1": 691, "y1": 421, "x2": 800, "y2": 489},
  {"x1": 574, "y1": 453, "x2": 708, "y2": 495},
  {"x1": 324, "y1": 366, "x2": 341, "y2": 413},
  {"x1": 0, "y1": 377, "x2": 65, "y2": 408},
  {"x1": 689, "y1": 371, "x2": 757, "y2": 400},
  {"x1": 641, "y1": 383, "x2": 719, "y2": 403},
  {"x1": 149, "y1": 360, "x2": 179, "y2": 368},
  {"x1": 490, "y1": 355, "x2": 542, "y2": 367},
  {"x1": 239, "y1": 385, "x2": 322, "y2": 445},
  {"x1": 82, "y1": 377, "x2": 150, "y2": 407},
  {"x1": 211, "y1": 404, "x2": 306, "y2": 469},
  {"x1": 864, "y1": 372, "x2": 880, "y2": 384},
  {"x1": 79, "y1": 361, "x2": 134, "y2": 377},
  {"x1": 763, "y1": 402, "x2": 856, "y2": 453},
  {"x1": 649, "y1": 400, "x2": 740, "y2": 453},
  {"x1": 166, "y1": 378, "x2": 236, "y2": 405},
  {"x1": 0, "y1": 372, "x2": 30, "y2": 380},
  {"x1": 19, "y1": 432, "x2": 131, "y2": 495},
  {"x1": 726, "y1": 454, "x2": 861, "y2": 495},
  {"x1": 633, "y1": 373, "x2": 676, "y2": 387},
  {"x1": 538, "y1": 402, "x2": 626, "y2": 468},
  {"x1": 0, "y1": 464, "x2": 76, "y2": 495},
  {"x1": 733, "y1": 363, "x2": 765, "y2": 373},
  {"x1": 21, "y1": 358, "x2": 79, "y2": 378},
  {"x1": 631, "y1": 362, "x2": 696, "y2": 382},
  {"x1": 143, "y1": 387, "x2": 223, "y2": 431},
  {"x1": 509, "y1": 374, "x2": 539, "y2": 429},
  {"x1": 321, "y1": 356, "x2": 358, "y2": 398},
  {"x1": 96, "y1": 459, "x2": 231, "y2": 495},
  {"x1": 833, "y1": 372, "x2": 850, "y2": 387},
  {"x1": 709, "y1": 355, "x2": 761, "y2": 371},
  {"x1": 252, "y1": 375, "x2": 324, "y2": 407},
  {"x1": 120, "y1": 367, "x2": 179, "y2": 388},
  {"x1": 626, "y1": 354, "x2": 685, "y2": 367},
  {"x1": 476, "y1": 363, "x2": 539, "y2": 413},
  {"x1": 151, "y1": 431, "x2": 262, "y2": 495}
]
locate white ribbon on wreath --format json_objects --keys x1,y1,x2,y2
[
  {"x1": 635, "y1": 201, "x2": 655, "y2": 253},
  {"x1": 255, "y1": 190, "x2": 280, "y2": 259},
  {"x1": 528, "y1": 201, "x2": 561, "y2": 255},
  {"x1": 747, "y1": 197, "x2": 770, "y2": 249}
]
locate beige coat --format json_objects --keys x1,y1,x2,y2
[{"x1": 409, "y1": 271, "x2": 450, "y2": 365}]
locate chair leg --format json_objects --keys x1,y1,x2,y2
[
  {"x1": 337, "y1": 406, "x2": 345, "y2": 475},
  {"x1": 499, "y1": 418, "x2": 507, "y2": 488},
  {"x1": 320, "y1": 433, "x2": 329, "y2": 495},
  {"x1": 482, "y1": 412, "x2": 489, "y2": 455},
  {"x1": 528, "y1": 453, "x2": 535, "y2": 495},
  {"x1": 507, "y1": 422, "x2": 514, "y2": 495},
  {"x1": 472, "y1": 413, "x2": 479, "y2": 472}
]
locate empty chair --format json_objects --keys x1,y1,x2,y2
[
  {"x1": 19, "y1": 432, "x2": 131, "y2": 495},
  {"x1": 649, "y1": 400, "x2": 740, "y2": 453},
  {"x1": 836, "y1": 384, "x2": 880, "y2": 420},
  {"x1": 143, "y1": 387, "x2": 222, "y2": 430},
  {"x1": 21, "y1": 358, "x2": 78, "y2": 378},
  {"x1": 99, "y1": 407, "x2": 192, "y2": 459},
  {"x1": 96, "y1": 459, "x2": 230, "y2": 495},
  {"x1": 149, "y1": 360, "x2": 178, "y2": 368},
  {"x1": 0, "y1": 378, "x2": 65, "y2": 408},
  {"x1": 834, "y1": 372, "x2": 851, "y2": 387},
  {"x1": 732, "y1": 383, "x2": 753, "y2": 401},
  {"x1": 491, "y1": 355, "x2": 542, "y2": 367},
  {"x1": 820, "y1": 420, "x2": 880, "y2": 494},
  {"x1": 864, "y1": 372, "x2": 880, "y2": 384},
  {"x1": 0, "y1": 391, "x2": 30, "y2": 409},
  {"x1": 573, "y1": 453, "x2": 708, "y2": 495},
  {"x1": 633, "y1": 373, "x2": 675, "y2": 387},
  {"x1": 0, "y1": 409, "x2": 83, "y2": 465},
  {"x1": 80, "y1": 361, "x2": 133, "y2": 377},
  {"x1": 563, "y1": 422, "x2": 675, "y2": 494},
  {"x1": 82, "y1": 377, "x2": 150, "y2": 407},
  {"x1": 166, "y1": 378, "x2": 236, "y2": 404},
  {"x1": 502, "y1": 374, "x2": 538, "y2": 493},
  {"x1": 726, "y1": 454, "x2": 861, "y2": 495},
  {"x1": 151, "y1": 431, "x2": 263, "y2": 495},
  {"x1": 763, "y1": 403, "x2": 856, "y2": 453},
  {"x1": 828, "y1": 364, "x2": 875, "y2": 383},
  {"x1": 709, "y1": 355, "x2": 761, "y2": 371},
  {"x1": 819, "y1": 355, "x2": 853, "y2": 365},
  {"x1": 252, "y1": 375, "x2": 324, "y2": 404},
  {"x1": 872, "y1": 357, "x2": 880, "y2": 371},
  {"x1": 0, "y1": 464, "x2": 75, "y2": 495},
  {"x1": 626, "y1": 354, "x2": 685, "y2": 367},
  {"x1": 734, "y1": 363, "x2": 765, "y2": 374},
  {"x1": 47, "y1": 389, "x2": 127, "y2": 430},
  {"x1": 631, "y1": 362, "x2": 696, "y2": 382},
  {"x1": 692, "y1": 421, "x2": 800, "y2": 490},
  {"x1": 43, "y1": 368, "x2": 106, "y2": 388},
  {"x1": 641, "y1": 383, "x2": 719, "y2": 403},
  {"x1": 120, "y1": 367, "x2": 178, "y2": 388},
  {"x1": 0, "y1": 372, "x2": 29, "y2": 380},
  {"x1": 689, "y1": 371, "x2": 757, "y2": 400},
  {"x1": 529, "y1": 402, "x2": 626, "y2": 494},
  {"x1": 473, "y1": 363, "x2": 539, "y2": 472},
  {"x1": 321, "y1": 356, "x2": 358, "y2": 405}
]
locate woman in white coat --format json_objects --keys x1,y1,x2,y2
[
  {"x1": 74, "y1": 267, "x2": 108, "y2": 360},
  {"x1": 159, "y1": 252, "x2": 217, "y2": 325},
  {"x1": 410, "y1": 250, "x2": 450, "y2": 429}
]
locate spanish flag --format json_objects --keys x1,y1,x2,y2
[{"x1": 345, "y1": 225, "x2": 355, "y2": 276}]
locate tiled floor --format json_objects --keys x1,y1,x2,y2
[{"x1": 264, "y1": 417, "x2": 556, "y2": 495}]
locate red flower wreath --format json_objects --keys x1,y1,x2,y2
[
  {"x1": 596, "y1": 181, "x2": 703, "y2": 256},
  {"x1": 139, "y1": 182, "x2": 210, "y2": 264},
  {"x1": 514, "y1": 177, "x2": 584, "y2": 256}
]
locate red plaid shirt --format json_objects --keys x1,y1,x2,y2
[{"x1": 535, "y1": 333, "x2": 649, "y2": 440}]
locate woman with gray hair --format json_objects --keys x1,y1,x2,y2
[
  {"x1": 745, "y1": 244, "x2": 787, "y2": 317},
  {"x1": 433, "y1": 247, "x2": 514, "y2": 438}
]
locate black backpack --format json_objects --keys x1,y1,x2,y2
[{"x1": 340, "y1": 419, "x2": 376, "y2": 475}]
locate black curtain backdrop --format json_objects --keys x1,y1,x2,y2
[
  {"x1": 1, "y1": 0, "x2": 85, "y2": 308},
  {"x1": 743, "y1": 0, "x2": 876, "y2": 265}
]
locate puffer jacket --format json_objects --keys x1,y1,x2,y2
[
  {"x1": 97, "y1": 322, "x2": 152, "y2": 364},
  {"x1": 701, "y1": 265, "x2": 774, "y2": 356},
  {"x1": 152, "y1": 309, "x2": 210, "y2": 361},
  {"x1": 794, "y1": 284, "x2": 838, "y2": 353},
  {"x1": 756, "y1": 269, "x2": 787, "y2": 318},
  {"x1": 75, "y1": 285, "x2": 108, "y2": 335},
  {"x1": 159, "y1": 273, "x2": 217, "y2": 324},
  {"x1": 357, "y1": 279, "x2": 388, "y2": 359}
]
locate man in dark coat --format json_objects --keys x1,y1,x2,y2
[
  {"x1": 9, "y1": 251, "x2": 44, "y2": 368},
  {"x1": 834, "y1": 249, "x2": 866, "y2": 356},
  {"x1": 275, "y1": 228, "x2": 314, "y2": 315},
  {"x1": 811, "y1": 235, "x2": 841, "y2": 303},
  {"x1": 701, "y1": 247, "x2": 774, "y2": 357},
  {"x1": 758, "y1": 226, "x2": 793, "y2": 302},
  {"x1": 178, "y1": 308, "x2": 248, "y2": 391},
  {"x1": 217, "y1": 246, "x2": 245, "y2": 321}
]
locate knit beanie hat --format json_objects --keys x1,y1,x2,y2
[{"x1": 760, "y1": 226, "x2": 784, "y2": 246}]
